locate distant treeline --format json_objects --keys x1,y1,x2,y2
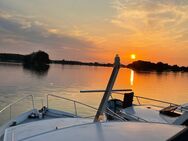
[
  {"x1": 0, "y1": 51, "x2": 50, "y2": 66},
  {"x1": 0, "y1": 51, "x2": 188, "y2": 72},
  {"x1": 127, "y1": 60, "x2": 188, "y2": 72},
  {"x1": 0, "y1": 51, "x2": 123, "y2": 67},
  {"x1": 0, "y1": 53, "x2": 24, "y2": 63},
  {"x1": 52, "y1": 60, "x2": 124, "y2": 67}
]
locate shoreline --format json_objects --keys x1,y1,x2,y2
[
  {"x1": 1, "y1": 61, "x2": 188, "y2": 73},
  {"x1": 0, "y1": 52, "x2": 187, "y2": 72}
]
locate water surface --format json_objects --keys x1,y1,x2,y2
[{"x1": 0, "y1": 63, "x2": 188, "y2": 119}]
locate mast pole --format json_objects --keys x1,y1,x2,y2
[{"x1": 94, "y1": 55, "x2": 121, "y2": 122}]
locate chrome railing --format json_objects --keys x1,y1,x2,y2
[
  {"x1": 134, "y1": 95, "x2": 188, "y2": 112},
  {"x1": 120, "y1": 111, "x2": 148, "y2": 122},
  {"x1": 134, "y1": 95, "x2": 178, "y2": 107},
  {"x1": 110, "y1": 92, "x2": 188, "y2": 122},
  {"x1": 47, "y1": 94, "x2": 126, "y2": 121},
  {"x1": 112, "y1": 92, "x2": 188, "y2": 112},
  {"x1": 47, "y1": 94, "x2": 97, "y2": 116},
  {"x1": 0, "y1": 95, "x2": 35, "y2": 125}
]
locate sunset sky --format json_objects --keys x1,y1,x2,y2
[{"x1": 0, "y1": 0, "x2": 188, "y2": 65}]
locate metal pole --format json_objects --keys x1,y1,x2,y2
[
  {"x1": 31, "y1": 95, "x2": 35, "y2": 109},
  {"x1": 80, "y1": 89, "x2": 132, "y2": 93},
  {"x1": 94, "y1": 55, "x2": 121, "y2": 122},
  {"x1": 74, "y1": 101, "x2": 77, "y2": 116},
  {"x1": 10, "y1": 106, "x2": 11, "y2": 120},
  {"x1": 47, "y1": 95, "x2": 49, "y2": 108}
]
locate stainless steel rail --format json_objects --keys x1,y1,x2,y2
[
  {"x1": 105, "y1": 107, "x2": 127, "y2": 121},
  {"x1": 112, "y1": 92, "x2": 188, "y2": 112},
  {"x1": 135, "y1": 96, "x2": 188, "y2": 112},
  {"x1": 113, "y1": 92, "x2": 178, "y2": 106},
  {"x1": 120, "y1": 111, "x2": 148, "y2": 122},
  {"x1": 80, "y1": 89, "x2": 132, "y2": 93},
  {"x1": 134, "y1": 95, "x2": 179, "y2": 106},
  {"x1": 46, "y1": 94, "x2": 126, "y2": 121},
  {"x1": 0, "y1": 95, "x2": 35, "y2": 120},
  {"x1": 47, "y1": 94, "x2": 97, "y2": 116}
]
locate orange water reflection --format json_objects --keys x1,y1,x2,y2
[
  {"x1": 0, "y1": 64, "x2": 188, "y2": 112},
  {"x1": 130, "y1": 70, "x2": 134, "y2": 86}
]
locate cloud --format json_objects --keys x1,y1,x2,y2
[
  {"x1": 0, "y1": 10, "x2": 100, "y2": 60},
  {"x1": 111, "y1": 0, "x2": 188, "y2": 43}
]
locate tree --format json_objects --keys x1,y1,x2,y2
[{"x1": 24, "y1": 51, "x2": 50, "y2": 65}]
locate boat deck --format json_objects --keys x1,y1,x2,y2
[
  {"x1": 20, "y1": 108, "x2": 78, "y2": 124},
  {"x1": 120, "y1": 105, "x2": 179, "y2": 123},
  {"x1": 5, "y1": 121, "x2": 184, "y2": 141},
  {"x1": 4, "y1": 118, "x2": 92, "y2": 141}
]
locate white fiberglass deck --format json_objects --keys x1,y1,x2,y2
[
  {"x1": 120, "y1": 105, "x2": 179, "y2": 123},
  {"x1": 5, "y1": 121, "x2": 184, "y2": 141},
  {"x1": 4, "y1": 118, "x2": 92, "y2": 141}
]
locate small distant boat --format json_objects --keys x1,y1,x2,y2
[{"x1": 0, "y1": 55, "x2": 187, "y2": 141}]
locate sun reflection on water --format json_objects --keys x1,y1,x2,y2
[{"x1": 130, "y1": 70, "x2": 134, "y2": 86}]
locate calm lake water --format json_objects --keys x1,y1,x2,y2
[{"x1": 0, "y1": 63, "x2": 188, "y2": 121}]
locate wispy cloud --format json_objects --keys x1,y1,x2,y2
[
  {"x1": 111, "y1": 0, "x2": 188, "y2": 44},
  {"x1": 0, "y1": 10, "x2": 101, "y2": 60}
]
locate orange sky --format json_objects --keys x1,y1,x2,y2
[{"x1": 0, "y1": 0, "x2": 188, "y2": 65}]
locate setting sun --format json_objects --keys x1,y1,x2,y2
[{"x1": 131, "y1": 54, "x2": 136, "y2": 60}]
